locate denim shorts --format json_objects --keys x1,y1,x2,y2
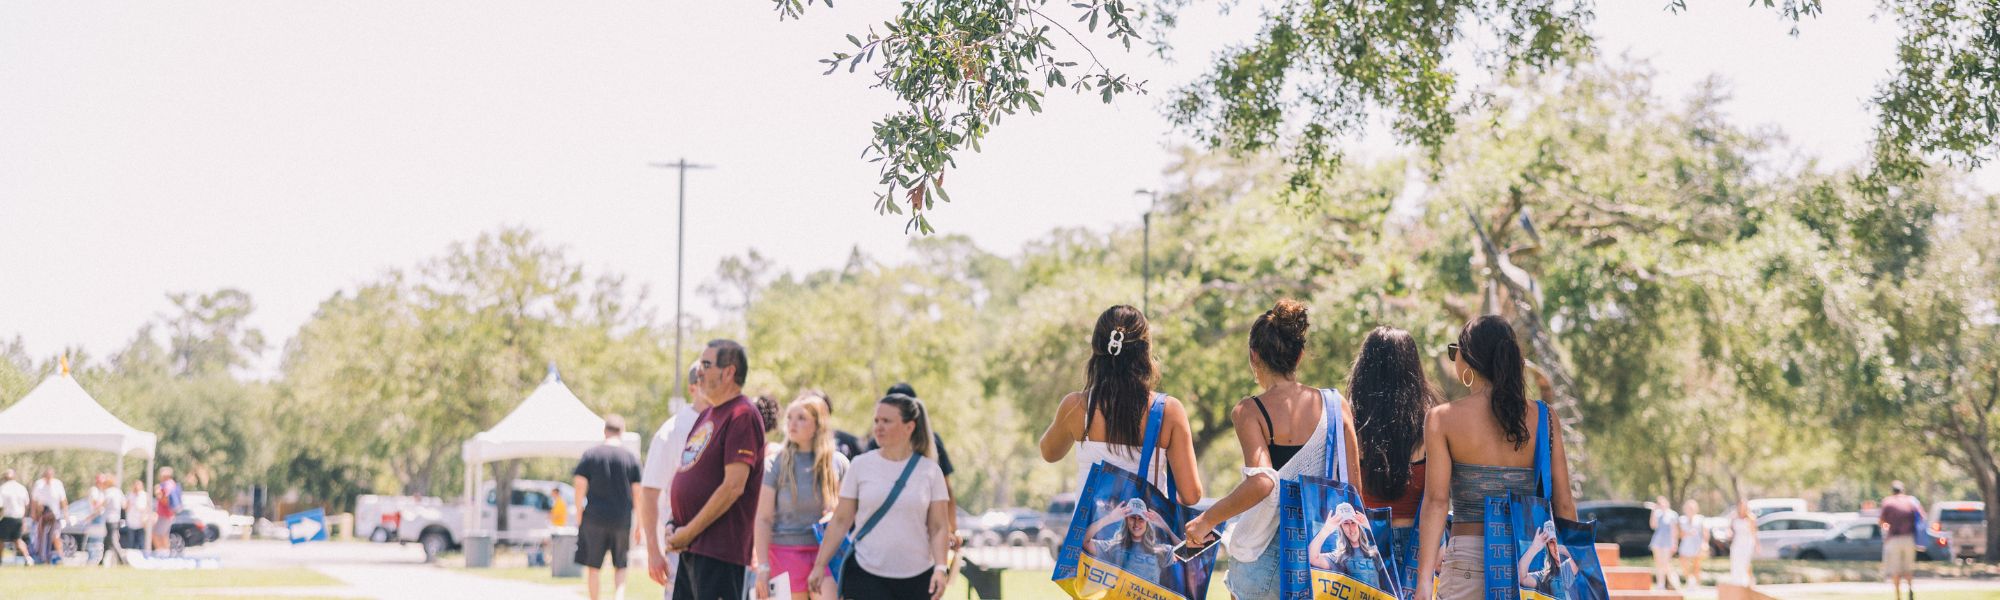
[{"x1": 1223, "y1": 536, "x2": 1283, "y2": 599}]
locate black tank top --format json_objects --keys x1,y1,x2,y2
[{"x1": 1251, "y1": 396, "x2": 1305, "y2": 469}]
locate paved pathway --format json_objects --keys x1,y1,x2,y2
[{"x1": 191, "y1": 539, "x2": 585, "y2": 599}]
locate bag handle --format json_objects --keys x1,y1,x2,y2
[
  {"x1": 1320, "y1": 388, "x2": 1349, "y2": 483},
  {"x1": 1136, "y1": 392, "x2": 1173, "y2": 504},
  {"x1": 1534, "y1": 401, "x2": 1553, "y2": 500},
  {"x1": 851, "y1": 453, "x2": 923, "y2": 544}
]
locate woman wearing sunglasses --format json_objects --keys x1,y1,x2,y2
[{"x1": 1414, "y1": 315, "x2": 1578, "y2": 600}]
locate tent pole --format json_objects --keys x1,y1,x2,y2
[{"x1": 146, "y1": 455, "x2": 155, "y2": 555}]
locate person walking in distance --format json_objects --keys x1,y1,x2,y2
[
  {"x1": 0, "y1": 469, "x2": 28, "y2": 563},
  {"x1": 1648, "y1": 495, "x2": 1681, "y2": 590},
  {"x1": 98, "y1": 474, "x2": 125, "y2": 566},
  {"x1": 1413, "y1": 316, "x2": 1579, "y2": 600},
  {"x1": 1879, "y1": 480, "x2": 1925, "y2": 600},
  {"x1": 153, "y1": 467, "x2": 183, "y2": 557},
  {"x1": 30, "y1": 468, "x2": 67, "y2": 563},
  {"x1": 807, "y1": 393, "x2": 954, "y2": 600},
  {"x1": 123, "y1": 481, "x2": 150, "y2": 553},
  {"x1": 664, "y1": 340, "x2": 767, "y2": 600},
  {"x1": 1728, "y1": 499, "x2": 1757, "y2": 586},
  {"x1": 642, "y1": 362, "x2": 710, "y2": 595},
  {"x1": 574, "y1": 414, "x2": 643, "y2": 600},
  {"x1": 1678, "y1": 499, "x2": 1707, "y2": 588},
  {"x1": 754, "y1": 396, "x2": 851, "y2": 599}
]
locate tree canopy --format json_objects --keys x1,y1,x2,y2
[{"x1": 778, "y1": 0, "x2": 1998, "y2": 231}]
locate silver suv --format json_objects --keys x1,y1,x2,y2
[{"x1": 1933, "y1": 501, "x2": 1985, "y2": 560}]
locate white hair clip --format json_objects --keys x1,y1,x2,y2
[{"x1": 1107, "y1": 330, "x2": 1126, "y2": 356}]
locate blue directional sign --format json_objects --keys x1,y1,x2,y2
[{"x1": 285, "y1": 507, "x2": 328, "y2": 545}]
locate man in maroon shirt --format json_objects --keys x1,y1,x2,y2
[
  {"x1": 1879, "y1": 480, "x2": 1924, "y2": 600},
  {"x1": 663, "y1": 339, "x2": 766, "y2": 600}
]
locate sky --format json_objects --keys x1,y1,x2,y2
[{"x1": 2, "y1": 1, "x2": 1993, "y2": 378}]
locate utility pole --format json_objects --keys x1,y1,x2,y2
[
  {"x1": 650, "y1": 158, "x2": 713, "y2": 399},
  {"x1": 1134, "y1": 189, "x2": 1158, "y2": 315}
]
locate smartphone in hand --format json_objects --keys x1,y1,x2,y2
[{"x1": 1171, "y1": 533, "x2": 1221, "y2": 562}]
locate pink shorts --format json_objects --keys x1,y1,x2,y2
[{"x1": 770, "y1": 544, "x2": 823, "y2": 592}]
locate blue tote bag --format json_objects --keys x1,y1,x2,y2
[
  {"x1": 1053, "y1": 393, "x2": 1219, "y2": 600},
  {"x1": 1482, "y1": 402, "x2": 1610, "y2": 600},
  {"x1": 1279, "y1": 389, "x2": 1402, "y2": 600}
]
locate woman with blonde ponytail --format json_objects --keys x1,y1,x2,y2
[{"x1": 754, "y1": 397, "x2": 851, "y2": 599}]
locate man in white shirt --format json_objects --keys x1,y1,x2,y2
[
  {"x1": 30, "y1": 468, "x2": 68, "y2": 561},
  {"x1": 0, "y1": 469, "x2": 29, "y2": 562},
  {"x1": 640, "y1": 362, "x2": 708, "y2": 595}
]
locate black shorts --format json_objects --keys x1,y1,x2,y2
[
  {"x1": 575, "y1": 519, "x2": 631, "y2": 569},
  {"x1": 840, "y1": 560, "x2": 931, "y2": 600},
  {"x1": 673, "y1": 552, "x2": 747, "y2": 600},
  {"x1": 0, "y1": 517, "x2": 20, "y2": 543}
]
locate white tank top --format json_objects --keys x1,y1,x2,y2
[
  {"x1": 1074, "y1": 441, "x2": 1169, "y2": 492},
  {"x1": 1073, "y1": 390, "x2": 1171, "y2": 492}
]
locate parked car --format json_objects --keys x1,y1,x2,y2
[
  {"x1": 1748, "y1": 498, "x2": 1810, "y2": 518},
  {"x1": 1932, "y1": 501, "x2": 1985, "y2": 560},
  {"x1": 1577, "y1": 500, "x2": 1654, "y2": 557},
  {"x1": 976, "y1": 508, "x2": 1048, "y2": 546},
  {"x1": 55, "y1": 499, "x2": 205, "y2": 557},
  {"x1": 1780, "y1": 517, "x2": 1952, "y2": 561},
  {"x1": 1755, "y1": 512, "x2": 1848, "y2": 558},
  {"x1": 179, "y1": 492, "x2": 232, "y2": 542},
  {"x1": 1044, "y1": 492, "x2": 1079, "y2": 535}
]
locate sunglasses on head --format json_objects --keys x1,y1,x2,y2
[{"x1": 1447, "y1": 343, "x2": 1460, "y2": 362}]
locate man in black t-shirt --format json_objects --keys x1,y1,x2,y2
[{"x1": 573, "y1": 414, "x2": 642, "y2": 600}]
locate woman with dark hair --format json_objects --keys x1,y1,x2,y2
[
  {"x1": 1182, "y1": 299, "x2": 1363, "y2": 600},
  {"x1": 1348, "y1": 326, "x2": 1441, "y2": 592},
  {"x1": 1414, "y1": 315, "x2": 1577, "y2": 600},
  {"x1": 1351, "y1": 326, "x2": 1438, "y2": 523},
  {"x1": 1039, "y1": 305, "x2": 1203, "y2": 503},
  {"x1": 808, "y1": 394, "x2": 952, "y2": 600}
]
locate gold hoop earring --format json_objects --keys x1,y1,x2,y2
[{"x1": 1458, "y1": 369, "x2": 1474, "y2": 388}]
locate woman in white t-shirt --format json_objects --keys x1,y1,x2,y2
[{"x1": 808, "y1": 394, "x2": 951, "y2": 600}]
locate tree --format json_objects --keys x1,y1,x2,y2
[
  {"x1": 164, "y1": 288, "x2": 267, "y2": 377},
  {"x1": 780, "y1": 0, "x2": 1998, "y2": 228},
  {"x1": 278, "y1": 227, "x2": 669, "y2": 515},
  {"x1": 700, "y1": 249, "x2": 774, "y2": 339}
]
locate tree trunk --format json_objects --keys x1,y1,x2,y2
[
  {"x1": 1466, "y1": 207, "x2": 1589, "y2": 499},
  {"x1": 493, "y1": 460, "x2": 522, "y2": 534}
]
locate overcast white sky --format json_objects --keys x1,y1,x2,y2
[{"x1": 2, "y1": 2, "x2": 1993, "y2": 378}]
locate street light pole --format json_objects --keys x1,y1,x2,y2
[
  {"x1": 1134, "y1": 189, "x2": 1158, "y2": 315},
  {"x1": 650, "y1": 158, "x2": 713, "y2": 399}
]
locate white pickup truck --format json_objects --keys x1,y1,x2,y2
[{"x1": 394, "y1": 480, "x2": 578, "y2": 561}]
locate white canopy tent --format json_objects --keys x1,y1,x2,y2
[
  {"x1": 461, "y1": 365, "x2": 640, "y2": 537},
  {"x1": 0, "y1": 363, "x2": 159, "y2": 548}
]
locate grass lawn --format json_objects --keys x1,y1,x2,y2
[
  {"x1": 466, "y1": 566, "x2": 1236, "y2": 600},
  {"x1": 2, "y1": 567, "x2": 346, "y2": 599}
]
